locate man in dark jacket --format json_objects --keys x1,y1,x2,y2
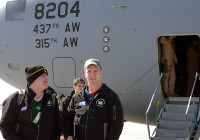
[
  {"x1": 0, "y1": 65, "x2": 61, "y2": 140},
  {"x1": 66, "y1": 58, "x2": 124, "y2": 140},
  {"x1": 60, "y1": 78, "x2": 85, "y2": 140}
]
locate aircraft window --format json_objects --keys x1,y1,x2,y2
[{"x1": 5, "y1": 1, "x2": 26, "y2": 21}]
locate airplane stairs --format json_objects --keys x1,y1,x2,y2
[{"x1": 152, "y1": 97, "x2": 200, "y2": 140}]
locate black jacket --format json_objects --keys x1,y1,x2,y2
[
  {"x1": 0, "y1": 87, "x2": 61, "y2": 140},
  {"x1": 67, "y1": 84, "x2": 124, "y2": 140},
  {"x1": 60, "y1": 91, "x2": 75, "y2": 139},
  {"x1": 63, "y1": 91, "x2": 75, "y2": 111}
]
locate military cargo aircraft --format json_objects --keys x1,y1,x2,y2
[{"x1": 0, "y1": 0, "x2": 199, "y2": 124}]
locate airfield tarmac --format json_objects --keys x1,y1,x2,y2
[
  {"x1": 0, "y1": 122, "x2": 155, "y2": 140},
  {"x1": 0, "y1": 108, "x2": 155, "y2": 140}
]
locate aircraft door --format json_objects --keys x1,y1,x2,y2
[
  {"x1": 158, "y1": 35, "x2": 200, "y2": 97},
  {"x1": 52, "y1": 57, "x2": 76, "y2": 88}
]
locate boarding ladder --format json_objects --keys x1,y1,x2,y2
[{"x1": 146, "y1": 72, "x2": 200, "y2": 140}]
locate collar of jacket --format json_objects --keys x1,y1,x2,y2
[
  {"x1": 70, "y1": 90, "x2": 75, "y2": 98},
  {"x1": 77, "y1": 83, "x2": 107, "y2": 98},
  {"x1": 26, "y1": 86, "x2": 47, "y2": 101}
]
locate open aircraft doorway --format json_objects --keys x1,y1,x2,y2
[{"x1": 158, "y1": 34, "x2": 200, "y2": 98}]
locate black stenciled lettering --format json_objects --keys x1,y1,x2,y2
[
  {"x1": 35, "y1": 3, "x2": 44, "y2": 19},
  {"x1": 33, "y1": 24, "x2": 52, "y2": 34},
  {"x1": 70, "y1": 1, "x2": 80, "y2": 17},
  {"x1": 63, "y1": 38, "x2": 69, "y2": 47},
  {"x1": 70, "y1": 37, "x2": 78, "y2": 47},
  {"x1": 46, "y1": 24, "x2": 51, "y2": 33},
  {"x1": 58, "y1": 2, "x2": 68, "y2": 18},
  {"x1": 65, "y1": 23, "x2": 70, "y2": 32},
  {"x1": 35, "y1": 39, "x2": 41, "y2": 48},
  {"x1": 44, "y1": 38, "x2": 50, "y2": 48},
  {"x1": 65, "y1": 22, "x2": 80, "y2": 32},
  {"x1": 33, "y1": 25, "x2": 39, "y2": 34},
  {"x1": 35, "y1": 39, "x2": 50, "y2": 48},
  {"x1": 63, "y1": 37, "x2": 78, "y2": 47},
  {"x1": 34, "y1": 1, "x2": 80, "y2": 20},
  {"x1": 72, "y1": 22, "x2": 80, "y2": 32},
  {"x1": 46, "y1": 2, "x2": 56, "y2": 19},
  {"x1": 41, "y1": 39, "x2": 43, "y2": 48},
  {"x1": 40, "y1": 24, "x2": 45, "y2": 34}
]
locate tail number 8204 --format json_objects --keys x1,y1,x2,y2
[{"x1": 35, "y1": 1, "x2": 80, "y2": 19}]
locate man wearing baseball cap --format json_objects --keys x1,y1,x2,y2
[
  {"x1": 65, "y1": 58, "x2": 124, "y2": 140},
  {"x1": 0, "y1": 65, "x2": 61, "y2": 140}
]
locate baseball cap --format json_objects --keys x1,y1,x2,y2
[{"x1": 84, "y1": 58, "x2": 101, "y2": 69}]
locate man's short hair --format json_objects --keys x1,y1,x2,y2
[
  {"x1": 60, "y1": 94, "x2": 65, "y2": 99},
  {"x1": 73, "y1": 78, "x2": 85, "y2": 86}
]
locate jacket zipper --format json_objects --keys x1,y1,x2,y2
[
  {"x1": 30, "y1": 102, "x2": 40, "y2": 140},
  {"x1": 36, "y1": 96, "x2": 52, "y2": 140},
  {"x1": 37, "y1": 125, "x2": 40, "y2": 140},
  {"x1": 85, "y1": 94, "x2": 99, "y2": 140}
]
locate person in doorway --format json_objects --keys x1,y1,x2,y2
[
  {"x1": 160, "y1": 36, "x2": 178, "y2": 97},
  {"x1": 0, "y1": 65, "x2": 61, "y2": 140},
  {"x1": 60, "y1": 78, "x2": 85, "y2": 140},
  {"x1": 186, "y1": 38, "x2": 200, "y2": 96},
  {"x1": 65, "y1": 58, "x2": 124, "y2": 140}
]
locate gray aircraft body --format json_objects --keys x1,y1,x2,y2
[{"x1": 0, "y1": 0, "x2": 199, "y2": 124}]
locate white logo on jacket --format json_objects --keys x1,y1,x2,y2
[
  {"x1": 96, "y1": 98, "x2": 105, "y2": 107},
  {"x1": 21, "y1": 106, "x2": 27, "y2": 111},
  {"x1": 47, "y1": 100, "x2": 52, "y2": 106}
]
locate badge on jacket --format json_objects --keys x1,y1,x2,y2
[
  {"x1": 96, "y1": 98, "x2": 105, "y2": 107},
  {"x1": 21, "y1": 106, "x2": 27, "y2": 111},
  {"x1": 79, "y1": 101, "x2": 86, "y2": 106},
  {"x1": 47, "y1": 100, "x2": 52, "y2": 106}
]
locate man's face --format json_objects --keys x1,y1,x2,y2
[
  {"x1": 61, "y1": 97, "x2": 65, "y2": 102},
  {"x1": 32, "y1": 73, "x2": 48, "y2": 90},
  {"x1": 84, "y1": 64, "x2": 103, "y2": 86},
  {"x1": 73, "y1": 83, "x2": 85, "y2": 93}
]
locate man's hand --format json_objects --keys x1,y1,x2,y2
[{"x1": 67, "y1": 136, "x2": 73, "y2": 140}]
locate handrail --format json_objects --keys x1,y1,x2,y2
[
  {"x1": 145, "y1": 73, "x2": 163, "y2": 138},
  {"x1": 157, "y1": 108, "x2": 164, "y2": 122},
  {"x1": 185, "y1": 72, "x2": 199, "y2": 138}
]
